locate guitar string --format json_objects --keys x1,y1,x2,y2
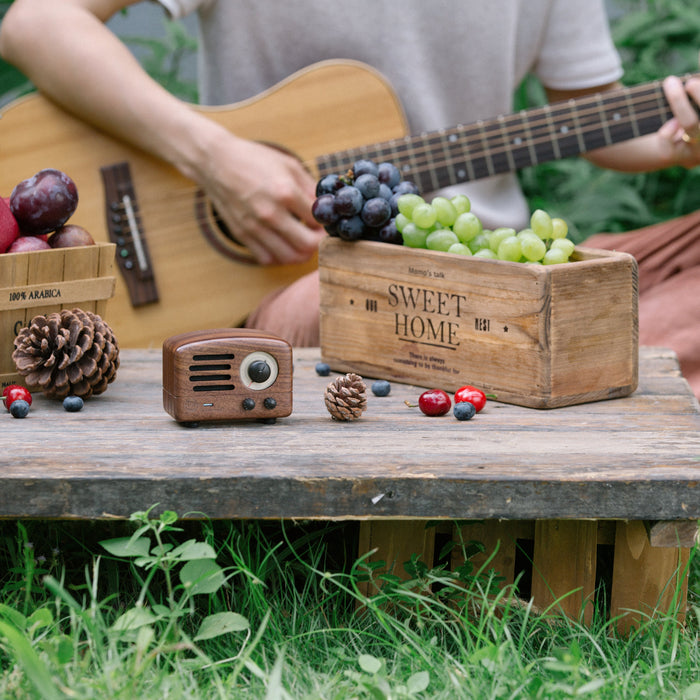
[{"x1": 110, "y1": 87, "x2": 670, "y2": 245}]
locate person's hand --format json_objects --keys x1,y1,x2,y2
[
  {"x1": 659, "y1": 56, "x2": 700, "y2": 168},
  {"x1": 196, "y1": 135, "x2": 325, "y2": 266}
]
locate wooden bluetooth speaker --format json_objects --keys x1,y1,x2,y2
[{"x1": 162, "y1": 328, "x2": 293, "y2": 422}]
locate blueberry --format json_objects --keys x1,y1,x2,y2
[
  {"x1": 63, "y1": 395, "x2": 84, "y2": 412},
  {"x1": 371, "y1": 379, "x2": 391, "y2": 397},
  {"x1": 9, "y1": 399, "x2": 30, "y2": 418},
  {"x1": 315, "y1": 362, "x2": 331, "y2": 376},
  {"x1": 453, "y1": 401, "x2": 476, "y2": 421}
]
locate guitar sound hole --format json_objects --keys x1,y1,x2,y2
[
  {"x1": 194, "y1": 190, "x2": 257, "y2": 264},
  {"x1": 213, "y1": 206, "x2": 242, "y2": 246}
]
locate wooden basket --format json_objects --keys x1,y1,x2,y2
[
  {"x1": 0, "y1": 242, "x2": 116, "y2": 389},
  {"x1": 319, "y1": 238, "x2": 638, "y2": 408}
]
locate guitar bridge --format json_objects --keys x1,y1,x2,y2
[{"x1": 100, "y1": 161, "x2": 159, "y2": 307}]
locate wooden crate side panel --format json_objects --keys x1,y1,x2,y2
[
  {"x1": 0, "y1": 252, "x2": 31, "y2": 378},
  {"x1": 319, "y1": 239, "x2": 552, "y2": 402},
  {"x1": 548, "y1": 251, "x2": 638, "y2": 403},
  {"x1": 0, "y1": 243, "x2": 115, "y2": 387},
  {"x1": 320, "y1": 240, "x2": 639, "y2": 408}
]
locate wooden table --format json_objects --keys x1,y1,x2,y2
[{"x1": 2, "y1": 346, "x2": 699, "y2": 628}]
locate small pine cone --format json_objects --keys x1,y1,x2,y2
[
  {"x1": 324, "y1": 372, "x2": 367, "y2": 421},
  {"x1": 12, "y1": 308, "x2": 120, "y2": 399}
]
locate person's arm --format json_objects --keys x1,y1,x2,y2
[
  {"x1": 0, "y1": 0, "x2": 324, "y2": 265},
  {"x1": 544, "y1": 66, "x2": 700, "y2": 173}
]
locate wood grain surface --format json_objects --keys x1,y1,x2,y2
[{"x1": 1, "y1": 346, "x2": 698, "y2": 521}]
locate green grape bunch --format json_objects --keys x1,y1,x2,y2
[{"x1": 396, "y1": 193, "x2": 575, "y2": 264}]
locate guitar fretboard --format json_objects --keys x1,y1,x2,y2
[{"x1": 316, "y1": 78, "x2": 679, "y2": 192}]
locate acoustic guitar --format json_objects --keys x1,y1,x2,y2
[{"x1": 0, "y1": 59, "x2": 682, "y2": 347}]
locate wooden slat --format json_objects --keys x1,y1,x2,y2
[
  {"x1": 356, "y1": 520, "x2": 436, "y2": 596},
  {"x1": 531, "y1": 520, "x2": 598, "y2": 623},
  {"x1": 451, "y1": 520, "x2": 534, "y2": 588},
  {"x1": 610, "y1": 521, "x2": 690, "y2": 632}
]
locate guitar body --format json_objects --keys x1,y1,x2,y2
[{"x1": 0, "y1": 60, "x2": 408, "y2": 347}]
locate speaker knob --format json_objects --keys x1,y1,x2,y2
[{"x1": 247, "y1": 360, "x2": 271, "y2": 383}]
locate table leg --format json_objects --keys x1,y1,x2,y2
[{"x1": 610, "y1": 520, "x2": 690, "y2": 633}]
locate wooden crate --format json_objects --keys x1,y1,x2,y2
[
  {"x1": 0, "y1": 242, "x2": 116, "y2": 389},
  {"x1": 319, "y1": 238, "x2": 638, "y2": 408}
]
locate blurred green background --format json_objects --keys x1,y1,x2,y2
[{"x1": 0, "y1": 0, "x2": 698, "y2": 242}]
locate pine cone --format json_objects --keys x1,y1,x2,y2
[
  {"x1": 324, "y1": 372, "x2": 367, "y2": 421},
  {"x1": 12, "y1": 308, "x2": 120, "y2": 399}
]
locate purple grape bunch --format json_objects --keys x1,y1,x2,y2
[{"x1": 312, "y1": 159, "x2": 419, "y2": 244}]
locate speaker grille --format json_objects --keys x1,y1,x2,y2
[{"x1": 188, "y1": 354, "x2": 235, "y2": 392}]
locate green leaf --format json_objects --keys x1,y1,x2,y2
[
  {"x1": 0, "y1": 603, "x2": 27, "y2": 630},
  {"x1": 170, "y1": 539, "x2": 217, "y2": 561},
  {"x1": 27, "y1": 607, "x2": 53, "y2": 634},
  {"x1": 180, "y1": 559, "x2": 225, "y2": 594},
  {"x1": 55, "y1": 636, "x2": 74, "y2": 665},
  {"x1": 194, "y1": 612, "x2": 249, "y2": 641},
  {"x1": 358, "y1": 654, "x2": 383, "y2": 675},
  {"x1": 111, "y1": 606, "x2": 158, "y2": 632},
  {"x1": 100, "y1": 536, "x2": 151, "y2": 559},
  {"x1": 407, "y1": 671, "x2": 430, "y2": 694},
  {"x1": 682, "y1": 682, "x2": 700, "y2": 700},
  {"x1": 160, "y1": 510, "x2": 179, "y2": 526},
  {"x1": 576, "y1": 678, "x2": 606, "y2": 696}
]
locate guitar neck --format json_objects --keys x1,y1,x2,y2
[{"x1": 317, "y1": 77, "x2": 678, "y2": 191}]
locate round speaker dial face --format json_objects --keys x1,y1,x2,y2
[{"x1": 239, "y1": 351, "x2": 279, "y2": 390}]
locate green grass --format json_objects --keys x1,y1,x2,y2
[
  {"x1": 0, "y1": 515, "x2": 698, "y2": 699},
  {"x1": 1, "y1": 2, "x2": 699, "y2": 696}
]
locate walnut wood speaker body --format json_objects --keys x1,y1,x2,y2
[{"x1": 162, "y1": 328, "x2": 292, "y2": 423}]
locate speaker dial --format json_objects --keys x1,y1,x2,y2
[{"x1": 239, "y1": 351, "x2": 279, "y2": 390}]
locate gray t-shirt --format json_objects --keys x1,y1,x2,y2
[{"x1": 158, "y1": 0, "x2": 623, "y2": 229}]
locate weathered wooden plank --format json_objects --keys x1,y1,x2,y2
[{"x1": 0, "y1": 347, "x2": 698, "y2": 521}]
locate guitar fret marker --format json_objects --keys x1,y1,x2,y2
[{"x1": 569, "y1": 99, "x2": 587, "y2": 153}]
